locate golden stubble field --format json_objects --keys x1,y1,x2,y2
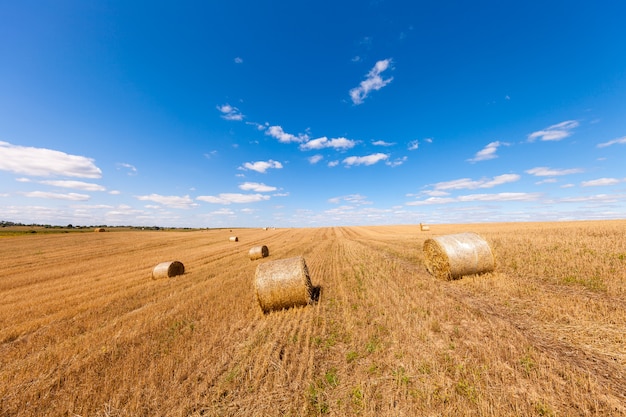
[{"x1": 1, "y1": 221, "x2": 625, "y2": 416}]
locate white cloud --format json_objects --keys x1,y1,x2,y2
[
  {"x1": 408, "y1": 140, "x2": 419, "y2": 151},
  {"x1": 308, "y1": 154, "x2": 324, "y2": 164},
  {"x1": 373, "y1": 140, "x2": 395, "y2": 146},
  {"x1": 407, "y1": 192, "x2": 541, "y2": 206},
  {"x1": 266, "y1": 125, "x2": 308, "y2": 143},
  {"x1": 300, "y1": 136, "x2": 356, "y2": 151},
  {"x1": 197, "y1": 193, "x2": 270, "y2": 204},
  {"x1": 21, "y1": 191, "x2": 91, "y2": 201},
  {"x1": 238, "y1": 182, "x2": 277, "y2": 192},
  {"x1": 39, "y1": 180, "x2": 106, "y2": 191},
  {"x1": 597, "y1": 136, "x2": 626, "y2": 148},
  {"x1": 239, "y1": 159, "x2": 283, "y2": 173},
  {"x1": 581, "y1": 178, "x2": 623, "y2": 187},
  {"x1": 117, "y1": 163, "x2": 137, "y2": 175},
  {"x1": 328, "y1": 160, "x2": 339, "y2": 167},
  {"x1": 328, "y1": 194, "x2": 371, "y2": 205},
  {"x1": 343, "y1": 153, "x2": 389, "y2": 166},
  {"x1": 434, "y1": 174, "x2": 520, "y2": 191},
  {"x1": 135, "y1": 194, "x2": 197, "y2": 209},
  {"x1": 385, "y1": 156, "x2": 407, "y2": 167},
  {"x1": 560, "y1": 194, "x2": 623, "y2": 203},
  {"x1": 217, "y1": 104, "x2": 244, "y2": 121},
  {"x1": 468, "y1": 141, "x2": 507, "y2": 162},
  {"x1": 234, "y1": 57, "x2": 243, "y2": 64},
  {"x1": 525, "y1": 167, "x2": 584, "y2": 176},
  {"x1": 0, "y1": 141, "x2": 102, "y2": 178},
  {"x1": 528, "y1": 120, "x2": 579, "y2": 141},
  {"x1": 349, "y1": 58, "x2": 394, "y2": 105}
]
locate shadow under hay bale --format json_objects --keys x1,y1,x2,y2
[
  {"x1": 249, "y1": 245, "x2": 269, "y2": 260},
  {"x1": 254, "y1": 256, "x2": 317, "y2": 313},
  {"x1": 152, "y1": 261, "x2": 185, "y2": 279},
  {"x1": 229, "y1": 236, "x2": 239, "y2": 242},
  {"x1": 423, "y1": 232, "x2": 495, "y2": 280}
]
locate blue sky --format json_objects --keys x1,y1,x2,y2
[{"x1": 1, "y1": 1, "x2": 626, "y2": 228}]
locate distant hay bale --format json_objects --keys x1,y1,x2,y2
[
  {"x1": 249, "y1": 245, "x2": 269, "y2": 260},
  {"x1": 423, "y1": 232, "x2": 495, "y2": 280},
  {"x1": 255, "y1": 256, "x2": 313, "y2": 313},
  {"x1": 152, "y1": 261, "x2": 185, "y2": 279},
  {"x1": 229, "y1": 236, "x2": 239, "y2": 242},
  {"x1": 94, "y1": 228, "x2": 106, "y2": 232},
  {"x1": 419, "y1": 223, "x2": 430, "y2": 231}
]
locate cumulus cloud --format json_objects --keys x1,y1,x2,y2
[
  {"x1": 39, "y1": 180, "x2": 106, "y2": 191},
  {"x1": 349, "y1": 58, "x2": 394, "y2": 105},
  {"x1": 265, "y1": 125, "x2": 308, "y2": 143},
  {"x1": 135, "y1": 194, "x2": 197, "y2": 209},
  {"x1": 525, "y1": 167, "x2": 584, "y2": 176},
  {"x1": 217, "y1": 104, "x2": 244, "y2": 121},
  {"x1": 239, "y1": 159, "x2": 283, "y2": 173},
  {"x1": 197, "y1": 193, "x2": 270, "y2": 204},
  {"x1": 21, "y1": 191, "x2": 91, "y2": 201},
  {"x1": 468, "y1": 141, "x2": 507, "y2": 162},
  {"x1": 308, "y1": 154, "x2": 324, "y2": 164},
  {"x1": 433, "y1": 174, "x2": 520, "y2": 191},
  {"x1": 406, "y1": 192, "x2": 541, "y2": 206},
  {"x1": 328, "y1": 160, "x2": 339, "y2": 167},
  {"x1": 343, "y1": 153, "x2": 389, "y2": 166},
  {"x1": 581, "y1": 178, "x2": 623, "y2": 187},
  {"x1": 597, "y1": 136, "x2": 626, "y2": 148},
  {"x1": 238, "y1": 182, "x2": 277, "y2": 192},
  {"x1": 0, "y1": 141, "x2": 102, "y2": 178},
  {"x1": 300, "y1": 136, "x2": 356, "y2": 151},
  {"x1": 528, "y1": 120, "x2": 579, "y2": 141}
]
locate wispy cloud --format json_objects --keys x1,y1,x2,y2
[
  {"x1": 308, "y1": 154, "x2": 324, "y2": 164},
  {"x1": 349, "y1": 58, "x2": 394, "y2": 105},
  {"x1": 238, "y1": 182, "x2": 277, "y2": 192},
  {"x1": 407, "y1": 140, "x2": 419, "y2": 151},
  {"x1": 117, "y1": 163, "x2": 137, "y2": 175},
  {"x1": 525, "y1": 167, "x2": 584, "y2": 176},
  {"x1": 372, "y1": 140, "x2": 395, "y2": 146},
  {"x1": 433, "y1": 174, "x2": 520, "y2": 191},
  {"x1": 21, "y1": 191, "x2": 91, "y2": 201},
  {"x1": 197, "y1": 193, "x2": 270, "y2": 204},
  {"x1": 239, "y1": 159, "x2": 283, "y2": 173},
  {"x1": 300, "y1": 137, "x2": 356, "y2": 151},
  {"x1": 234, "y1": 57, "x2": 243, "y2": 64},
  {"x1": 39, "y1": 180, "x2": 106, "y2": 191},
  {"x1": 343, "y1": 153, "x2": 389, "y2": 166},
  {"x1": 597, "y1": 136, "x2": 626, "y2": 148},
  {"x1": 265, "y1": 125, "x2": 308, "y2": 143},
  {"x1": 468, "y1": 141, "x2": 508, "y2": 162},
  {"x1": 528, "y1": 120, "x2": 579, "y2": 142},
  {"x1": 581, "y1": 177, "x2": 623, "y2": 187},
  {"x1": 135, "y1": 194, "x2": 197, "y2": 209},
  {"x1": 406, "y1": 192, "x2": 541, "y2": 206},
  {"x1": 385, "y1": 156, "x2": 407, "y2": 167},
  {"x1": 328, "y1": 194, "x2": 371, "y2": 205},
  {"x1": 217, "y1": 104, "x2": 244, "y2": 121},
  {"x1": 0, "y1": 141, "x2": 102, "y2": 178}
]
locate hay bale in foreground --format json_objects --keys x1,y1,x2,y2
[
  {"x1": 152, "y1": 261, "x2": 185, "y2": 279},
  {"x1": 229, "y1": 236, "x2": 239, "y2": 242},
  {"x1": 249, "y1": 245, "x2": 269, "y2": 260},
  {"x1": 255, "y1": 256, "x2": 313, "y2": 313},
  {"x1": 423, "y1": 232, "x2": 494, "y2": 280}
]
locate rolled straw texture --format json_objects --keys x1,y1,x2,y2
[
  {"x1": 423, "y1": 232, "x2": 495, "y2": 280},
  {"x1": 152, "y1": 261, "x2": 185, "y2": 279},
  {"x1": 249, "y1": 245, "x2": 269, "y2": 260},
  {"x1": 229, "y1": 236, "x2": 239, "y2": 242},
  {"x1": 254, "y1": 256, "x2": 313, "y2": 313}
]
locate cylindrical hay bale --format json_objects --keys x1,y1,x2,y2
[
  {"x1": 249, "y1": 245, "x2": 269, "y2": 260},
  {"x1": 229, "y1": 236, "x2": 239, "y2": 242},
  {"x1": 255, "y1": 256, "x2": 313, "y2": 313},
  {"x1": 94, "y1": 228, "x2": 106, "y2": 232},
  {"x1": 420, "y1": 223, "x2": 430, "y2": 231},
  {"x1": 152, "y1": 261, "x2": 185, "y2": 279},
  {"x1": 423, "y1": 232, "x2": 495, "y2": 280}
]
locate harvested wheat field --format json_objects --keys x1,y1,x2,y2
[{"x1": 1, "y1": 221, "x2": 625, "y2": 416}]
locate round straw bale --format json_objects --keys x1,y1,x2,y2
[
  {"x1": 423, "y1": 232, "x2": 494, "y2": 280},
  {"x1": 419, "y1": 223, "x2": 430, "y2": 231},
  {"x1": 152, "y1": 261, "x2": 185, "y2": 279},
  {"x1": 249, "y1": 245, "x2": 269, "y2": 260},
  {"x1": 254, "y1": 256, "x2": 313, "y2": 313},
  {"x1": 229, "y1": 236, "x2": 239, "y2": 242},
  {"x1": 94, "y1": 227, "x2": 106, "y2": 232}
]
